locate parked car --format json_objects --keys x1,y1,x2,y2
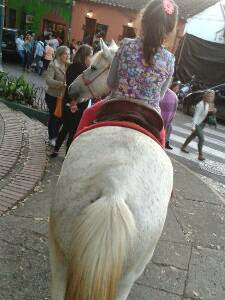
[
  {"x1": 2, "y1": 28, "x2": 18, "y2": 61},
  {"x1": 183, "y1": 83, "x2": 225, "y2": 120}
]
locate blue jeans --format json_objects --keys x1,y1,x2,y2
[
  {"x1": 17, "y1": 50, "x2": 25, "y2": 66},
  {"x1": 24, "y1": 51, "x2": 32, "y2": 70},
  {"x1": 45, "y1": 94, "x2": 62, "y2": 140}
]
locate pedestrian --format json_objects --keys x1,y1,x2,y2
[
  {"x1": 49, "y1": 34, "x2": 59, "y2": 51},
  {"x1": 107, "y1": 0, "x2": 178, "y2": 113},
  {"x1": 45, "y1": 46, "x2": 70, "y2": 147},
  {"x1": 160, "y1": 83, "x2": 179, "y2": 150},
  {"x1": 16, "y1": 32, "x2": 25, "y2": 67},
  {"x1": 181, "y1": 90, "x2": 215, "y2": 161},
  {"x1": 50, "y1": 44, "x2": 93, "y2": 158},
  {"x1": 23, "y1": 34, "x2": 33, "y2": 72},
  {"x1": 34, "y1": 37, "x2": 45, "y2": 75},
  {"x1": 43, "y1": 42, "x2": 55, "y2": 71},
  {"x1": 70, "y1": 39, "x2": 77, "y2": 61}
]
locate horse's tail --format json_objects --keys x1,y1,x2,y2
[{"x1": 65, "y1": 197, "x2": 136, "y2": 300}]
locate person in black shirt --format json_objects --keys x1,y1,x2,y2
[{"x1": 50, "y1": 44, "x2": 93, "y2": 158}]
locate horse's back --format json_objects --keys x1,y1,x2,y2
[{"x1": 50, "y1": 126, "x2": 173, "y2": 256}]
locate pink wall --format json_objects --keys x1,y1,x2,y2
[
  {"x1": 71, "y1": 1, "x2": 185, "y2": 53},
  {"x1": 71, "y1": 1, "x2": 137, "y2": 43}
]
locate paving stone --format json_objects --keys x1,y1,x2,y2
[
  {"x1": 137, "y1": 262, "x2": 187, "y2": 295},
  {"x1": 129, "y1": 284, "x2": 181, "y2": 300},
  {"x1": 0, "y1": 191, "x2": 21, "y2": 201},
  {"x1": 152, "y1": 240, "x2": 191, "y2": 270},
  {"x1": 4, "y1": 184, "x2": 28, "y2": 193},
  {"x1": 161, "y1": 208, "x2": 186, "y2": 244},
  {"x1": 185, "y1": 247, "x2": 225, "y2": 300},
  {"x1": 1, "y1": 189, "x2": 24, "y2": 198},
  {"x1": 15, "y1": 174, "x2": 41, "y2": 181},
  {"x1": 173, "y1": 197, "x2": 225, "y2": 249},
  {"x1": 173, "y1": 164, "x2": 221, "y2": 205},
  {"x1": 0, "y1": 239, "x2": 49, "y2": 300},
  {"x1": 13, "y1": 179, "x2": 35, "y2": 186}
]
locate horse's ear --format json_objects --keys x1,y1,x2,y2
[
  {"x1": 109, "y1": 39, "x2": 118, "y2": 50},
  {"x1": 100, "y1": 38, "x2": 111, "y2": 58}
]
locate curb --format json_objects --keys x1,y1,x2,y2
[{"x1": 0, "y1": 98, "x2": 48, "y2": 125}]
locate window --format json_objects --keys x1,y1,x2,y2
[
  {"x1": 95, "y1": 23, "x2": 108, "y2": 39},
  {"x1": 122, "y1": 26, "x2": 136, "y2": 39},
  {"x1": 8, "y1": 8, "x2": 16, "y2": 29}
]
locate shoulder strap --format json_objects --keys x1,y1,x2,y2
[{"x1": 38, "y1": 41, "x2": 45, "y2": 50}]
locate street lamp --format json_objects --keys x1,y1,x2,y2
[{"x1": 0, "y1": 0, "x2": 5, "y2": 72}]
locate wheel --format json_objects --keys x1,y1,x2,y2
[
  {"x1": 182, "y1": 102, "x2": 188, "y2": 114},
  {"x1": 187, "y1": 103, "x2": 196, "y2": 116}
]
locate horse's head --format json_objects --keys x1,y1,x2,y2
[{"x1": 68, "y1": 39, "x2": 118, "y2": 102}]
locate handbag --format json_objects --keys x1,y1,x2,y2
[
  {"x1": 207, "y1": 114, "x2": 217, "y2": 126},
  {"x1": 54, "y1": 96, "x2": 63, "y2": 118}
]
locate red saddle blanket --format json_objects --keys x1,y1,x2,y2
[{"x1": 75, "y1": 101, "x2": 165, "y2": 148}]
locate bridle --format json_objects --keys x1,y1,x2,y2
[{"x1": 82, "y1": 64, "x2": 111, "y2": 99}]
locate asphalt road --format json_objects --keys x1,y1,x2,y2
[{"x1": 169, "y1": 111, "x2": 225, "y2": 197}]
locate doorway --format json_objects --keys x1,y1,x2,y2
[
  {"x1": 122, "y1": 26, "x2": 136, "y2": 39},
  {"x1": 42, "y1": 19, "x2": 66, "y2": 43},
  {"x1": 83, "y1": 17, "x2": 96, "y2": 45}
]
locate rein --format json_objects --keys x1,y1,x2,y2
[{"x1": 82, "y1": 65, "x2": 111, "y2": 99}]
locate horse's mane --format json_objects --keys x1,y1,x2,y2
[{"x1": 91, "y1": 51, "x2": 104, "y2": 66}]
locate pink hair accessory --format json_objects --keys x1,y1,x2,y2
[{"x1": 163, "y1": 0, "x2": 175, "y2": 15}]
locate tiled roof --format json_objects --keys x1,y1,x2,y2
[{"x1": 86, "y1": 0, "x2": 220, "y2": 18}]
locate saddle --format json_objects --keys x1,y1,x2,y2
[{"x1": 94, "y1": 98, "x2": 164, "y2": 140}]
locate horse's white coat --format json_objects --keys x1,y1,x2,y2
[
  {"x1": 49, "y1": 40, "x2": 174, "y2": 300},
  {"x1": 50, "y1": 127, "x2": 173, "y2": 299}
]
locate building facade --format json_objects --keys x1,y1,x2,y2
[
  {"x1": 185, "y1": 1, "x2": 225, "y2": 43},
  {"x1": 71, "y1": 0, "x2": 220, "y2": 53},
  {"x1": 4, "y1": 0, "x2": 72, "y2": 42}
]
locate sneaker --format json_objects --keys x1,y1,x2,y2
[
  {"x1": 166, "y1": 142, "x2": 173, "y2": 150},
  {"x1": 49, "y1": 138, "x2": 56, "y2": 147},
  {"x1": 181, "y1": 147, "x2": 189, "y2": 154},
  {"x1": 198, "y1": 155, "x2": 206, "y2": 161}
]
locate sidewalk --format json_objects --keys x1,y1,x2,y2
[
  {"x1": 0, "y1": 146, "x2": 224, "y2": 299},
  {"x1": 0, "y1": 103, "x2": 47, "y2": 213},
  {"x1": 3, "y1": 62, "x2": 46, "y2": 89}
]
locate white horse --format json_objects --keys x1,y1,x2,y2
[{"x1": 49, "y1": 39, "x2": 173, "y2": 300}]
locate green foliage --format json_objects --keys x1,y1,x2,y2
[
  {"x1": 0, "y1": 72, "x2": 37, "y2": 106},
  {"x1": 7, "y1": 0, "x2": 71, "y2": 34}
]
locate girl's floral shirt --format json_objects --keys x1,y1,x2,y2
[{"x1": 108, "y1": 38, "x2": 175, "y2": 112}]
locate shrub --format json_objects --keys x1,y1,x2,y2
[{"x1": 0, "y1": 72, "x2": 37, "y2": 106}]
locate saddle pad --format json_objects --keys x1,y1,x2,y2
[{"x1": 75, "y1": 101, "x2": 165, "y2": 148}]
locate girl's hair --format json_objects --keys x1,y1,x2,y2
[
  {"x1": 171, "y1": 81, "x2": 181, "y2": 90},
  {"x1": 141, "y1": 0, "x2": 178, "y2": 65},
  {"x1": 73, "y1": 44, "x2": 92, "y2": 65},
  {"x1": 55, "y1": 46, "x2": 69, "y2": 59}
]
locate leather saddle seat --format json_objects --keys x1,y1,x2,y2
[{"x1": 94, "y1": 98, "x2": 164, "y2": 140}]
